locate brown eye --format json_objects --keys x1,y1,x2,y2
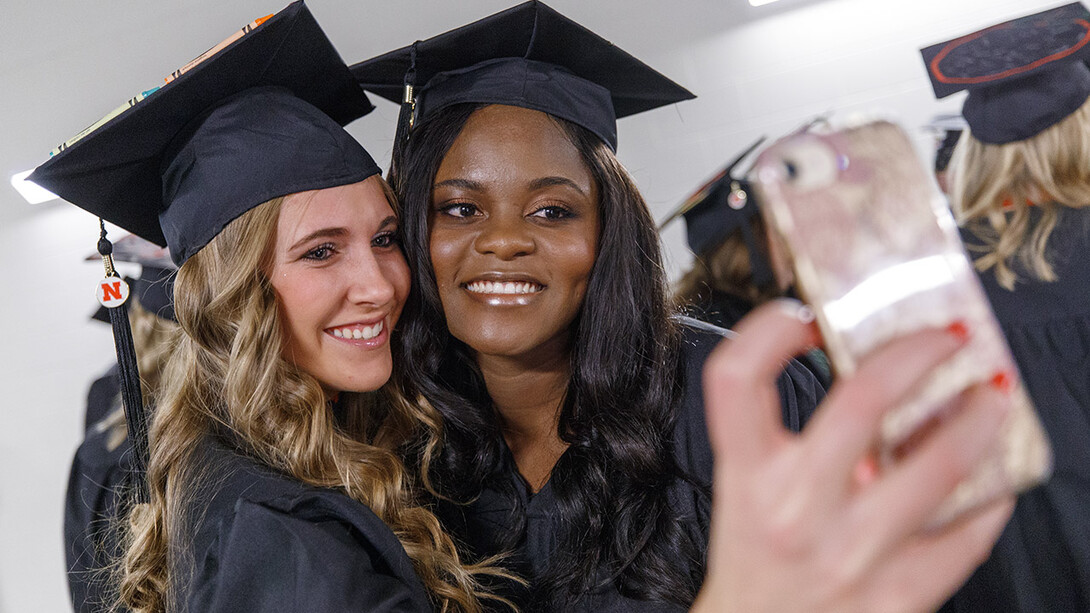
[
  {"x1": 303, "y1": 243, "x2": 336, "y2": 261},
  {"x1": 530, "y1": 205, "x2": 573, "y2": 220},
  {"x1": 440, "y1": 202, "x2": 480, "y2": 218},
  {"x1": 372, "y1": 231, "x2": 400, "y2": 248}
]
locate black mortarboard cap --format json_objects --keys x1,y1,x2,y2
[
  {"x1": 921, "y1": 2, "x2": 1090, "y2": 144},
  {"x1": 350, "y1": 0, "x2": 695, "y2": 151},
  {"x1": 87, "y1": 236, "x2": 176, "y2": 322},
  {"x1": 659, "y1": 137, "x2": 774, "y2": 286},
  {"x1": 30, "y1": 1, "x2": 376, "y2": 504},
  {"x1": 29, "y1": 1, "x2": 380, "y2": 266}
]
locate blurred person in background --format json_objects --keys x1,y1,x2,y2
[{"x1": 922, "y1": 4, "x2": 1090, "y2": 611}]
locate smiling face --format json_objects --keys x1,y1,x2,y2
[
  {"x1": 269, "y1": 175, "x2": 410, "y2": 393},
  {"x1": 429, "y1": 105, "x2": 600, "y2": 361}
]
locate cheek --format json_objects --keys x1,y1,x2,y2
[
  {"x1": 386, "y1": 256, "x2": 412, "y2": 316},
  {"x1": 560, "y1": 236, "x2": 599, "y2": 288},
  {"x1": 428, "y1": 230, "x2": 467, "y2": 285},
  {"x1": 272, "y1": 285, "x2": 308, "y2": 362},
  {"x1": 270, "y1": 273, "x2": 301, "y2": 327}
]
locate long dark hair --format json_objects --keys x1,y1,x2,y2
[{"x1": 390, "y1": 103, "x2": 703, "y2": 607}]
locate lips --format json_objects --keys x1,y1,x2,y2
[{"x1": 327, "y1": 320, "x2": 384, "y2": 340}]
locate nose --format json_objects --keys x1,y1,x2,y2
[
  {"x1": 473, "y1": 212, "x2": 534, "y2": 260},
  {"x1": 346, "y1": 248, "x2": 397, "y2": 307}
]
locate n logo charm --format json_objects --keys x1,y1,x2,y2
[{"x1": 96, "y1": 277, "x2": 130, "y2": 308}]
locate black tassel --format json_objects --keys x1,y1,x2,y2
[
  {"x1": 389, "y1": 43, "x2": 418, "y2": 182},
  {"x1": 98, "y1": 221, "x2": 151, "y2": 503}
]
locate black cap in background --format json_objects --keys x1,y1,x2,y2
[
  {"x1": 921, "y1": 2, "x2": 1090, "y2": 144},
  {"x1": 659, "y1": 137, "x2": 775, "y2": 287},
  {"x1": 660, "y1": 137, "x2": 765, "y2": 255},
  {"x1": 350, "y1": 0, "x2": 694, "y2": 151}
]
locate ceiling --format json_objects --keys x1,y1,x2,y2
[{"x1": 0, "y1": 0, "x2": 819, "y2": 225}]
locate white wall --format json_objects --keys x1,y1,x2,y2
[{"x1": 0, "y1": 0, "x2": 1065, "y2": 610}]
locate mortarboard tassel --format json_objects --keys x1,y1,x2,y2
[
  {"x1": 96, "y1": 221, "x2": 151, "y2": 503},
  {"x1": 389, "y1": 43, "x2": 419, "y2": 181}
]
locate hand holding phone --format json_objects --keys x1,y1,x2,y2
[{"x1": 750, "y1": 120, "x2": 1052, "y2": 526}]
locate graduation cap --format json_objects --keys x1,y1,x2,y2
[
  {"x1": 27, "y1": 1, "x2": 378, "y2": 502},
  {"x1": 659, "y1": 136, "x2": 774, "y2": 287},
  {"x1": 29, "y1": 0, "x2": 380, "y2": 267},
  {"x1": 350, "y1": 0, "x2": 695, "y2": 152},
  {"x1": 921, "y1": 2, "x2": 1090, "y2": 144},
  {"x1": 87, "y1": 235, "x2": 176, "y2": 323}
]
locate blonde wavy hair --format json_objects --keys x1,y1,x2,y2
[
  {"x1": 673, "y1": 217, "x2": 780, "y2": 310},
  {"x1": 119, "y1": 187, "x2": 505, "y2": 612},
  {"x1": 951, "y1": 97, "x2": 1090, "y2": 290}
]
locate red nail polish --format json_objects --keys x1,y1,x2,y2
[
  {"x1": 945, "y1": 320, "x2": 970, "y2": 342},
  {"x1": 990, "y1": 370, "x2": 1014, "y2": 393}
]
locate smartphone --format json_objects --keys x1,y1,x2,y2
[{"x1": 750, "y1": 119, "x2": 1052, "y2": 527}]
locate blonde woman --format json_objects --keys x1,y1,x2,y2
[
  {"x1": 33, "y1": 4, "x2": 500, "y2": 611},
  {"x1": 923, "y1": 6, "x2": 1090, "y2": 611}
]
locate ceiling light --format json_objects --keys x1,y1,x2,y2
[
  {"x1": 749, "y1": 0, "x2": 782, "y2": 5},
  {"x1": 10, "y1": 169, "x2": 58, "y2": 204}
]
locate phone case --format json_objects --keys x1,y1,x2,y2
[{"x1": 750, "y1": 120, "x2": 1052, "y2": 527}]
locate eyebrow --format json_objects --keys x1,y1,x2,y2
[
  {"x1": 289, "y1": 227, "x2": 347, "y2": 252},
  {"x1": 287, "y1": 216, "x2": 398, "y2": 252},
  {"x1": 433, "y1": 178, "x2": 483, "y2": 191},
  {"x1": 433, "y1": 176, "x2": 587, "y2": 195},
  {"x1": 528, "y1": 176, "x2": 586, "y2": 195}
]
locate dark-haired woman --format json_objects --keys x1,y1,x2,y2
[
  {"x1": 388, "y1": 100, "x2": 1012, "y2": 612},
  {"x1": 391, "y1": 103, "x2": 822, "y2": 611},
  {"x1": 360, "y1": 4, "x2": 1014, "y2": 611}
]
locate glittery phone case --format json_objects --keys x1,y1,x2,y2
[{"x1": 751, "y1": 120, "x2": 1052, "y2": 527}]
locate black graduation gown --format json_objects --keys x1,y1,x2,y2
[
  {"x1": 174, "y1": 436, "x2": 434, "y2": 612},
  {"x1": 940, "y1": 208, "x2": 1090, "y2": 613},
  {"x1": 64, "y1": 365, "x2": 131, "y2": 613},
  {"x1": 684, "y1": 290, "x2": 833, "y2": 388},
  {"x1": 438, "y1": 321, "x2": 825, "y2": 612}
]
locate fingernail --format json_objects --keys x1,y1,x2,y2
[
  {"x1": 853, "y1": 454, "x2": 880, "y2": 487},
  {"x1": 945, "y1": 320, "x2": 970, "y2": 343},
  {"x1": 989, "y1": 370, "x2": 1014, "y2": 394},
  {"x1": 775, "y1": 298, "x2": 816, "y2": 324}
]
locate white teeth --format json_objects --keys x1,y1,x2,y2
[
  {"x1": 465, "y1": 281, "x2": 541, "y2": 294},
  {"x1": 330, "y1": 320, "x2": 383, "y2": 340}
]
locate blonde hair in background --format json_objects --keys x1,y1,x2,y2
[
  {"x1": 951, "y1": 97, "x2": 1090, "y2": 290},
  {"x1": 119, "y1": 187, "x2": 507, "y2": 613}
]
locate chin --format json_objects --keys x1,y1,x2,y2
[
  {"x1": 321, "y1": 358, "x2": 393, "y2": 394},
  {"x1": 452, "y1": 331, "x2": 537, "y2": 359}
]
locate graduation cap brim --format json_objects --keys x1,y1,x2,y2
[
  {"x1": 920, "y1": 3, "x2": 1090, "y2": 143},
  {"x1": 30, "y1": 1, "x2": 374, "y2": 249},
  {"x1": 921, "y1": 3, "x2": 1090, "y2": 99},
  {"x1": 350, "y1": 0, "x2": 694, "y2": 149},
  {"x1": 659, "y1": 136, "x2": 766, "y2": 232}
]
